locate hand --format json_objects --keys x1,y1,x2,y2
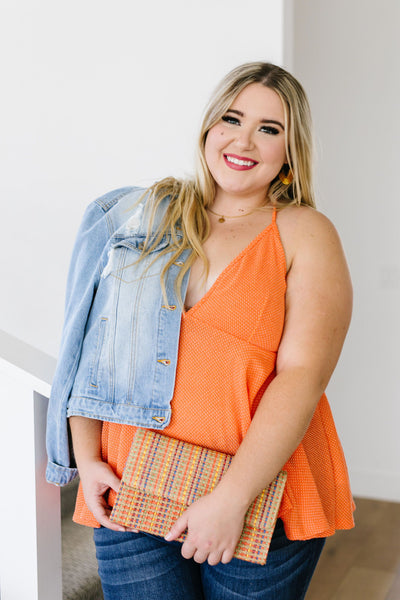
[
  {"x1": 78, "y1": 459, "x2": 136, "y2": 532},
  {"x1": 165, "y1": 489, "x2": 247, "y2": 565}
]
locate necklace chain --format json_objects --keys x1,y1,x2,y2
[{"x1": 207, "y1": 206, "x2": 263, "y2": 223}]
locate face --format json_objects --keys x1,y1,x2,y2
[{"x1": 204, "y1": 83, "x2": 287, "y2": 203}]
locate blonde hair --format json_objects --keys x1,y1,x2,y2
[{"x1": 137, "y1": 62, "x2": 315, "y2": 302}]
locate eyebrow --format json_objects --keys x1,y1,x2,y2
[{"x1": 226, "y1": 109, "x2": 284, "y2": 130}]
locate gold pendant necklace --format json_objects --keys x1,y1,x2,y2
[{"x1": 208, "y1": 206, "x2": 262, "y2": 223}]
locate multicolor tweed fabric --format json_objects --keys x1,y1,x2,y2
[{"x1": 110, "y1": 429, "x2": 287, "y2": 564}]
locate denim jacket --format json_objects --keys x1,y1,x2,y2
[{"x1": 46, "y1": 186, "x2": 191, "y2": 486}]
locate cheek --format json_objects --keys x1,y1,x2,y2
[
  {"x1": 206, "y1": 125, "x2": 225, "y2": 149},
  {"x1": 204, "y1": 128, "x2": 223, "y2": 164},
  {"x1": 260, "y1": 141, "x2": 286, "y2": 165}
]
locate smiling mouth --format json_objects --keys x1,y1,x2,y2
[{"x1": 224, "y1": 154, "x2": 258, "y2": 169}]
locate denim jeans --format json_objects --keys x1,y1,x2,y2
[{"x1": 93, "y1": 519, "x2": 325, "y2": 599}]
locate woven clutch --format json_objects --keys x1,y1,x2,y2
[{"x1": 110, "y1": 428, "x2": 287, "y2": 564}]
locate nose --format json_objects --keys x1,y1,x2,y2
[{"x1": 235, "y1": 127, "x2": 254, "y2": 151}]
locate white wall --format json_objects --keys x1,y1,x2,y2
[
  {"x1": 0, "y1": 0, "x2": 284, "y2": 357},
  {"x1": 291, "y1": 0, "x2": 400, "y2": 501}
]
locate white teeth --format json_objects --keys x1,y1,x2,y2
[{"x1": 226, "y1": 155, "x2": 256, "y2": 167}]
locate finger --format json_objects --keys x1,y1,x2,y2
[
  {"x1": 102, "y1": 470, "x2": 122, "y2": 494},
  {"x1": 207, "y1": 551, "x2": 223, "y2": 566},
  {"x1": 90, "y1": 498, "x2": 126, "y2": 532},
  {"x1": 180, "y1": 540, "x2": 197, "y2": 560},
  {"x1": 164, "y1": 513, "x2": 188, "y2": 541},
  {"x1": 221, "y1": 548, "x2": 235, "y2": 564},
  {"x1": 193, "y1": 549, "x2": 209, "y2": 564},
  {"x1": 95, "y1": 511, "x2": 126, "y2": 532}
]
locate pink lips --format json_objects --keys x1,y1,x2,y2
[{"x1": 223, "y1": 154, "x2": 259, "y2": 171}]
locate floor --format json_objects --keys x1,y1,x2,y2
[
  {"x1": 306, "y1": 498, "x2": 400, "y2": 600},
  {"x1": 62, "y1": 481, "x2": 104, "y2": 600}
]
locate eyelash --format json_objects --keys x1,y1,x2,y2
[
  {"x1": 260, "y1": 125, "x2": 280, "y2": 135},
  {"x1": 221, "y1": 115, "x2": 280, "y2": 135},
  {"x1": 221, "y1": 115, "x2": 240, "y2": 125}
]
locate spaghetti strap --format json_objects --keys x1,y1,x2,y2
[{"x1": 271, "y1": 206, "x2": 277, "y2": 224}]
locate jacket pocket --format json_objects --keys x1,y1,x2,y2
[{"x1": 89, "y1": 317, "x2": 108, "y2": 388}]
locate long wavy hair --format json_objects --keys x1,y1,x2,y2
[{"x1": 135, "y1": 62, "x2": 315, "y2": 302}]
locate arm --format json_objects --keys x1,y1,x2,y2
[
  {"x1": 46, "y1": 201, "x2": 111, "y2": 486},
  {"x1": 166, "y1": 208, "x2": 352, "y2": 564},
  {"x1": 69, "y1": 416, "x2": 126, "y2": 531},
  {"x1": 46, "y1": 187, "x2": 139, "y2": 486}
]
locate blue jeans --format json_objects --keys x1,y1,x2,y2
[{"x1": 93, "y1": 520, "x2": 325, "y2": 599}]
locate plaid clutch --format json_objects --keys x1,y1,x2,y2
[{"x1": 110, "y1": 428, "x2": 287, "y2": 564}]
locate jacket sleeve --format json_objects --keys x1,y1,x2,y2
[{"x1": 46, "y1": 200, "x2": 112, "y2": 486}]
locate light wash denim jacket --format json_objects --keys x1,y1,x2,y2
[{"x1": 46, "y1": 186, "x2": 191, "y2": 486}]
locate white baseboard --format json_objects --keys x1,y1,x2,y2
[{"x1": 349, "y1": 469, "x2": 400, "y2": 502}]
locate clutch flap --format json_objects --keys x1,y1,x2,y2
[{"x1": 121, "y1": 428, "x2": 232, "y2": 506}]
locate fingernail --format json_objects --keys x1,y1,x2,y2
[{"x1": 164, "y1": 532, "x2": 172, "y2": 541}]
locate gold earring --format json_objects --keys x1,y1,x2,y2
[{"x1": 278, "y1": 164, "x2": 293, "y2": 185}]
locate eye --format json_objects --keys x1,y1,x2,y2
[
  {"x1": 260, "y1": 125, "x2": 280, "y2": 135},
  {"x1": 221, "y1": 115, "x2": 240, "y2": 125}
]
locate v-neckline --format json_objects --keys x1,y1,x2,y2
[{"x1": 183, "y1": 218, "x2": 276, "y2": 317}]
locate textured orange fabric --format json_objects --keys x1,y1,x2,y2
[{"x1": 74, "y1": 212, "x2": 355, "y2": 538}]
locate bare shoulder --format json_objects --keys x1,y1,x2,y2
[
  {"x1": 276, "y1": 205, "x2": 344, "y2": 271},
  {"x1": 277, "y1": 204, "x2": 339, "y2": 239}
]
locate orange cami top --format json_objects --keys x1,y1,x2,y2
[{"x1": 74, "y1": 210, "x2": 355, "y2": 539}]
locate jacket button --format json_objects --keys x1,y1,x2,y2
[
  {"x1": 152, "y1": 416, "x2": 166, "y2": 424},
  {"x1": 162, "y1": 304, "x2": 177, "y2": 311},
  {"x1": 174, "y1": 261, "x2": 184, "y2": 266},
  {"x1": 157, "y1": 358, "x2": 171, "y2": 366}
]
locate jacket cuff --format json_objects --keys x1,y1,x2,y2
[{"x1": 46, "y1": 461, "x2": 78, "y2": 486}]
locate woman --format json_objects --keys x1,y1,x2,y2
[{"x1": 46, "y1": 62, "x2": 354, "y2": 599}]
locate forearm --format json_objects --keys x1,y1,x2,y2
[
  {"x1": 68, "y1": 416, "x2": 126, "y2": 530},
  {"x1": 167, "y1": 367, "x2": 324, "y2": 562},
  {"x1": 215, "y1": 367, "x2": 324, "y2": 509},
  {"x1": 69, "y1": 416, "x2": 103, "y2": 471}
]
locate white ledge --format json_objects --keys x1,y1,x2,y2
[
  {"x1": 0, "y1": 329, "x2": 62, "y2": 599},
  {"x1": 0, "y1": 329, "x2": 56, "y2": 396}
]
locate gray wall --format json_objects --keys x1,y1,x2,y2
[{"x1": 291, "y1": 0, "x2": 400, "y2": 501}]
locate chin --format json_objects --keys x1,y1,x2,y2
[{"x1": 218, "y1": 183, "x2": 265, "y2": 198}]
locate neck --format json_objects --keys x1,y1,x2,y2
[{"x1": 211, "y1": 189, "x2": 270, "y2": 216}]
